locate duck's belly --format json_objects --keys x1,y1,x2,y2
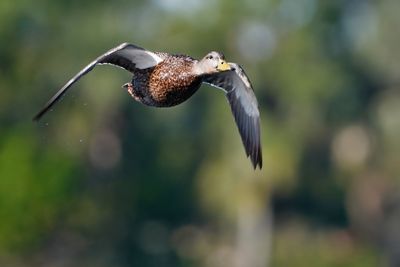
[{"x1": 148, "y1": 77, "x2": 202, "y2": 107}]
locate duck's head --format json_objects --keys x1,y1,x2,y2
[{"x1": 194, "y1": 51, "x2": 231, "y2": 74}]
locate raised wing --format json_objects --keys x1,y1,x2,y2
[
  {"x1": 33, "y1": 43, "x2": 163, "y2": 121},
  {"x1": 203, "y1": 63, "x2": 262, "y2": 169}
]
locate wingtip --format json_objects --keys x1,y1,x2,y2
[
  {"x1": 257, "y1": 148, "x2": 263, "y2": 170},
  {"x1": 257, "y1": 160, "x2": 263, "y2": 170},
  {"x1": 251, "y1": 156, "x2": 263, "y2": 170},
  {"x1": 255, "y1": 160, "x2": 262, "y2": 170},
  {"x1": 32, "y1": 114, "x2": 41, "y2": 122},
  {"x1": 250, "y1": 145, "x2": 263, "y2": 170},
  {"x1": 32, "y1": 109, "x2": 46, "y2": 122}
]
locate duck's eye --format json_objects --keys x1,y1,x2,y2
[{"x1": 207, "y1": 55, "x2": 213, "y2": 60}]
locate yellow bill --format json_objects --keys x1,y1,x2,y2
[{"x1": 217, "y1": 60, "x2": 231, "y2": 71}]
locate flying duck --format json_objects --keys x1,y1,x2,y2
[{"x1": 33, "y1": 43, "x2": 262, "y2": 169}]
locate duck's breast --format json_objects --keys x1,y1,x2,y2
[{"x1": 148, "y1": 56, "x2": 202, "y2": 106}]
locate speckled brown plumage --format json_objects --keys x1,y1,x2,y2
[{"x1": 131, "y1": 54, "x2": 202, "y2": 107}]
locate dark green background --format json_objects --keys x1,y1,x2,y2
[{"x1": 1, "y1": 0, "x2": 399, "y2": 266}]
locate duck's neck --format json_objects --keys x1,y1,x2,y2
[{"x1": 192, "y1": 60, "x2": 208, "y2": 76}]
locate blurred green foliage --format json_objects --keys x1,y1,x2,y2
[{"x1": 1, "y1": 0, "x2": 400, "y2": 266}]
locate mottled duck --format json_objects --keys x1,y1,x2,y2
[{"x1": 34, "y1": 43, "x2": 262, "y2": 169}]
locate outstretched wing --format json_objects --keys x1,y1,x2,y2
[
  {"x1": 203, "y1": 63, "x2": 262, "y2": 169},
  {"x1": 33, "y1": 43, "x2": 163, "y2": 121}
]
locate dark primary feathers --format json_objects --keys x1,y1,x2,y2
[
  {"x1": 204, "y1": 63, "x2": 262, "y2": 169},
  {"x1": 34, "y1": 43, "x2": 262, "y2": 169},
  {"x1": 33, "y1": 43, "x2": 162, "y2": 121}
]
